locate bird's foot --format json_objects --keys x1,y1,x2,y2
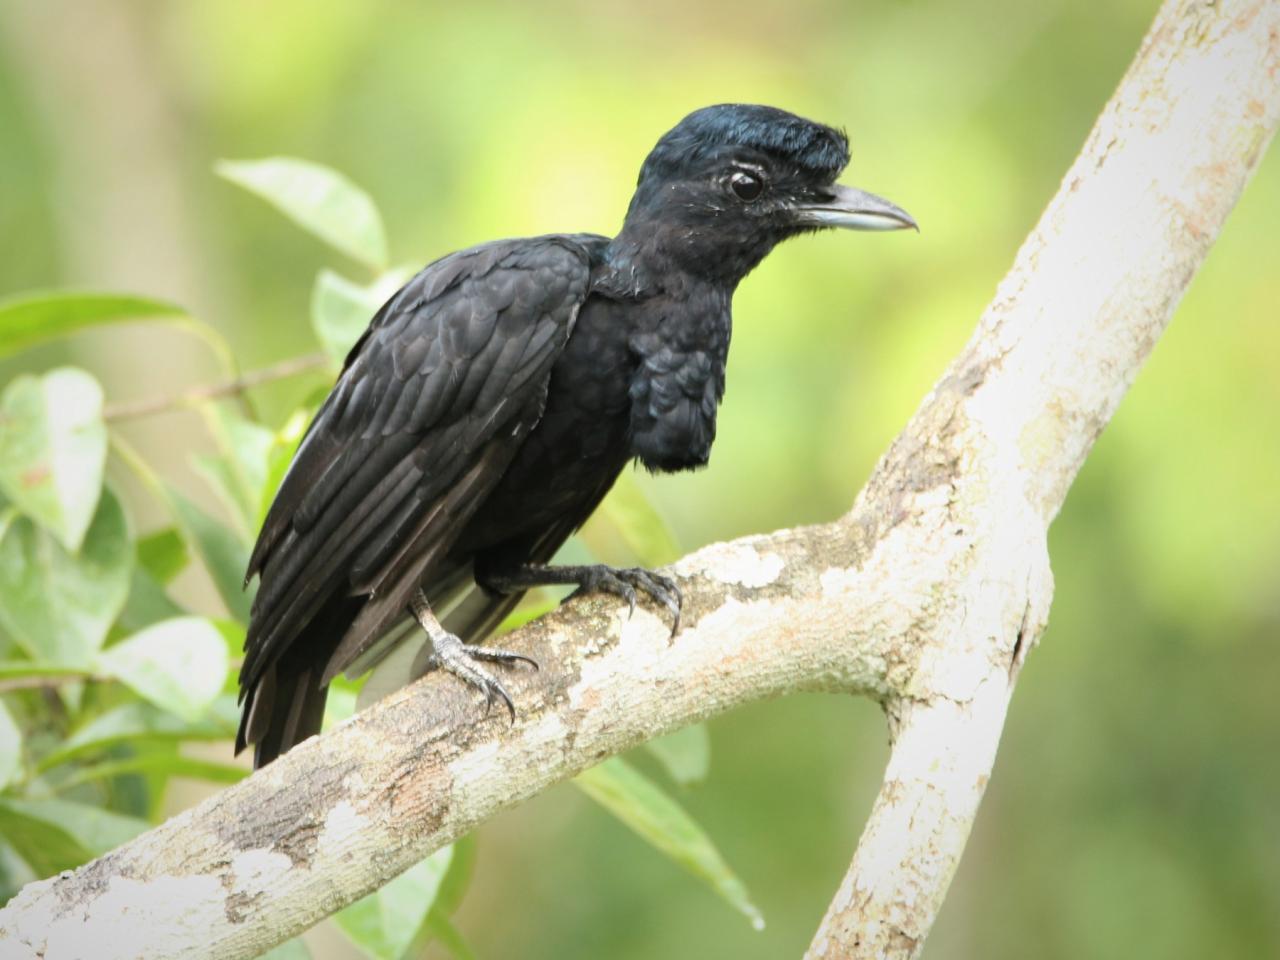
[
  {"x1": 412, "y1": 590, "x2": 537, "y2": 721},
  {"x1": 425, "y1": 631, "x2": 537, "y2": 721},
  {"x1": 483, "y1": 563, "x2": 682, "y2": 636},
  {"x1": 568, "y1": 566, "x2": 683, "y2": 635}
]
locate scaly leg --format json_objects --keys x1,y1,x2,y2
[
  {"x1": 411, "y1": 590, "x2": 536, "y2": 720},
  {"x1": 480, "y1": 563, "x2": 682, "y2": 636}
]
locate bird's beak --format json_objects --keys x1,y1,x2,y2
[{"x1": 792, "y1": 183, "x2": 918, "y2": 232}]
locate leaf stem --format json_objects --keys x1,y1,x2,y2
[{"x1": 107, "y1": 433, "x2": 169, "y2": 508}]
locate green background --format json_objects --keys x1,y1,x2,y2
[{"x1": 1, "y1": 0, "x2": 1277, "y2": 957}]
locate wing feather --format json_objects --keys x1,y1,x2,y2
[{"x1": 239, "y1": 236, "x2": 592, "y2": 701}]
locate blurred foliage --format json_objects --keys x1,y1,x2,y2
[
  {"x1": 0, "y1": 0, "x2": 1277, "y2": 958},
  {"x1": 0, "y1": 153, "x2": 743, "y2": 960}
]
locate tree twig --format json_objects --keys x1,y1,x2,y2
[
  {"x1": 0, "y1": 2, "x2": 1275, "y2": 958},
  {"x1": 102, "y1": 353, "x2": 331, "y2": 422},
  {"x1": 0, "y1": 673, "x2": 103, "y2": 694}
]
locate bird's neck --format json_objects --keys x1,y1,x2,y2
[{"x1": 598, "y1": 220, "x2": 770, "y2": 299}]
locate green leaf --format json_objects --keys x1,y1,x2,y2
[
  {"x1": 167, "y1": 488, "x2": 254, "y2": 623},
  {"x1": 0, "y1": 798, "x2": 147, "y2": 876},
  {"x1": 0, "y1": 699, "x2": 22, "y2": 790},
  {"x1": 96, "y1": 617, "x2": 229, "y2": 722},
  {"x1": 0, "y1": 291, "x2": 185, "y2": 360},
  {"x1": 0, "y1": 802, "x2": 87, "y2": 877},
  {"x1": 257, "y1": 408, "x2": 311, "y2": 531},
  {"x1": 217, "y1": 158, "x2": 388, "y2": 270},
  {"x1": 222, "y1": 414, "x2": 274, "y2": 503},
  {"x1": 574, "y1": 757, "x2": 763, "y2": 930},
  {"x1": 431, "y1": 834, "x2": 476, "y2": 917},
  {"x1": 0, "y1": 368, "x2": 107, "y2": 551},
  {"x1": 0, "y1": 500, "x2": 16, "y2": 543},
  {"x1": 38, "y1": 695, "x2": 239, "y2": 773},
  {"x1": 0, "y1": 488, "x2": 132, "y2": 668},
  {"x1": 420, "y1": 910, "x2": 478, "y2": 960},
  {"x1": 118, "y1": 567, "x2": 185, "y2": 634},
  {"x1": 261, "y1": 939, "x2": 312, "y2": 960},
  {"x1": 0, "y1": 840, "x2": 37, "y2": 905},
  {"x1": 398, "y1": 834, "x2": 479, "y2": 958},
  {"x1": 54, "y1": 752, "x2": 247, "y2": 792},
  {"x1": 334, "y1": 845, "x2": 454, "y2": 960},
  {"x1": 322, "y1": 687, "x2": 358, "y2": 732},
  {"x1": 644, "y1": 722, "x2": 711, "y2": 786},
  {"x1": 211, "y1": 618, "x2": 246, "y2": 666},
  {"x1": 582, "y1": 470, "x2": 680, "y2": 567},
  {"x1": 311, "y1": 269, "x2": 382, "y2": 365},
  {"x1": 191, "y1": 456, "x2": 247, "y2": 538},
  {"x1": 494, "y1": 593, "x2": 558, "y2": 635},
  {"x1": 310, "y1": 268, "x2": 409, "y2": 366},
  {"x1": 136, "y1": 527, "x2": 188, "y2": 584},
  {"x1": 195, "y1": 409, "x2": 275, "y2": 537},
  {"x1": 0, "y1": 660, "x2": 88, "y2": 680}
]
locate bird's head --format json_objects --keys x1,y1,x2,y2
[{"x1": 617, "y1": 103, "x2": 915, "y2": 286}]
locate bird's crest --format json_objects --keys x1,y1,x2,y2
[{"x1": 638, "y1": 103, "x2": 851, "y2": 182}]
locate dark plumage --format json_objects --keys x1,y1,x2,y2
[{"x1": 237, "y1": 103, "x2": 915, "y2": 767}]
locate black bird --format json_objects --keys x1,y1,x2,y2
[{"x1": 236, "y1": 104, "x2": 915, "y2": 767}]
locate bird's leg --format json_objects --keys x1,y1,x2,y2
[
  {"x1": 410, "y1": 590, "x2": 537, "y2": 721},
  {"x1": 480, "y1": 564, "x2": 682, "y2": 636}
]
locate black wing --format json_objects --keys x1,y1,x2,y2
[{"x1": 237, "y1": 235, "x2": 592, "y2": 761}]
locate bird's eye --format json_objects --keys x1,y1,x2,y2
[{"x1": 729, "y1": 170, "x2": 764, "y2": 202}]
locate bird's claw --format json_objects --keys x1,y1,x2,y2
[
  {"x1": 469, "y1": 646, "x2": 541, "y2": 671},
  {"x1": 572, "y1": 566, "x2": 683, "y2": 637},
  {"x1": 427, "y1": 633, "x2": 535, "y2": 723},
  {"x1": 481, "y1": 677, "x2": 515, "y2": 722}
]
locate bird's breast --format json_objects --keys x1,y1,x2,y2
[
  {"x1": 624, "y1": 292, "x2": 731, "y2": 473},
  {"x1": 460, "y1": 290, "x2": 732, "y2": 547}
]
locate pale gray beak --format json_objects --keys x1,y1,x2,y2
[{"x1": 793, "y1": 183, "x2": 918, "y2": 232}]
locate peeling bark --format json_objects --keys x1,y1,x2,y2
[{"x1": 1, "y1": 0, "x2": 1276, "y2": 957}]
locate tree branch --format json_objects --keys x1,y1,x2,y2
[
  {"x1": 0, "y1": 672, "x2": 103, "y2": 694},
  {"x1": 808, "y1": 1, "x2": 1280, "y2": 953},
  {"x1": 1, "y1": 1, "x2": 1275, "y2": 958},
  {"x1": 101, "y1": 352, "x2": 330, "y2": 422}
]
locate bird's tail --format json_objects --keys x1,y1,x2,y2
[
  {"x1": 237, "y1": 594, "x2": 360, "y2": 768},
  {"x1": 238, "y1": 662, "x2": 328, "y2": 769},
  {"x1": 238, "y1": 567, "x2": 531, "y2": 761}
]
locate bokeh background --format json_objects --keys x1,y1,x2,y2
[{"x1": 1, "y1": 0, "x2": 1277, "y2": 957}]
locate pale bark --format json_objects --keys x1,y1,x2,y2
[
  {"x1": 807, "y1": 0, "x2": 1280, "y2": 953},
  {"x1": 2, "y1": 1, "x2": 1277, "y2": 958}
]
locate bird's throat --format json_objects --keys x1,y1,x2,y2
[{"x1": 599, "y1": 219, "x2": 774, "y2": 298}]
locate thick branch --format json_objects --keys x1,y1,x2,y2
[
  {"x1": 808, "y1": 0, "x2": 1280, "y2": 954},
  {"x1": 0, "y1": 1, "x2": 1275, "y2": 958}
]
